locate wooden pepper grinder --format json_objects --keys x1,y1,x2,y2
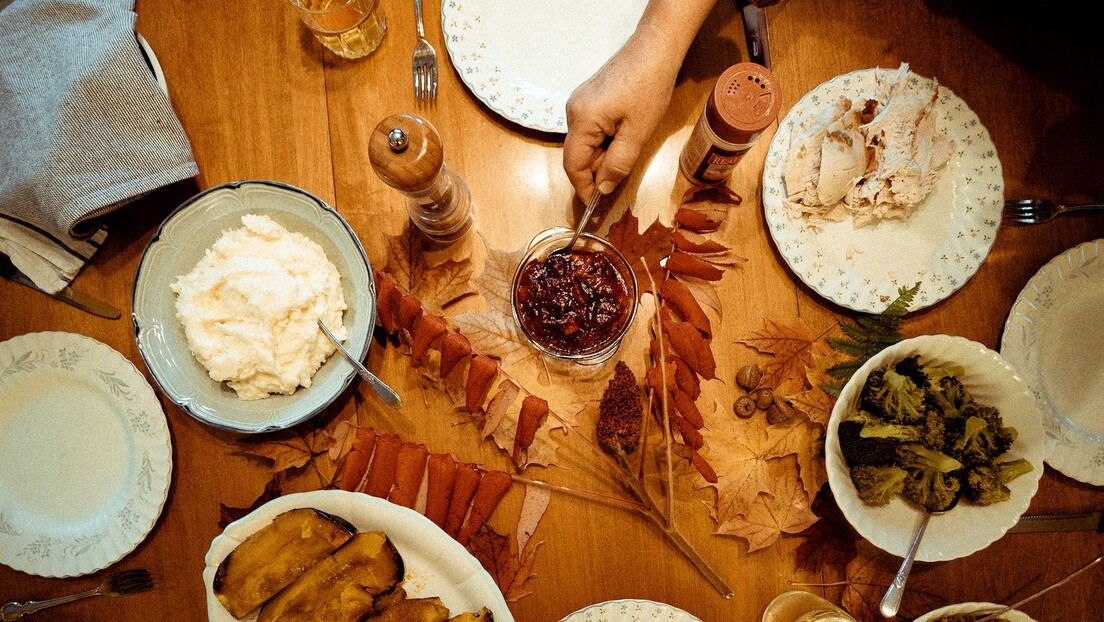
[{"x1": 368, "y1": 113, "x2": 474, "y2": 243}]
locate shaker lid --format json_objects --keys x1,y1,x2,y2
[
  {"x1": 706, "y1": 63, "x2": 782, "y2": 145},
  {"x1": 369, "y1": 113, "x2": 444, "y2": 192}
]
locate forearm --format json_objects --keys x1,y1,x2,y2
[{"x1": 627, "y1": 0, "x2": 719, "y2": 80}]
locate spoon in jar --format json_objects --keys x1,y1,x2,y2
[
  {"x1": 550, "y1": 189, "x2": 602, "y2": 257},
  {"x1": 317, "y1": 320, "x2": 403, "y2": 408},
  {"x1": 880, "y1": 490, "x2": 962, "y2": 617}
]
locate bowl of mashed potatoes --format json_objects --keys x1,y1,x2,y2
[{"x1": 133, "y1": 180, "x2": 376, "y2": 433}]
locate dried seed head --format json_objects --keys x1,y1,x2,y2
[
  {"x1": 766, "y1": 400, "x2": 796, "y2": 425},
  {"x1": 733, "y1": 395, "x2": 756, "y2": 419},
  {"x1": 735, "y1": 364, "x2": 762, "y2": 391},
  {"x1": 752, "y1": 387, "x2": 775, "y2": 410}
]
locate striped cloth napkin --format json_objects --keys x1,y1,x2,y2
[{"x1": 0, "y1": 0, "x2": 199, "y2": 293}]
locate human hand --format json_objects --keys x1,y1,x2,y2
[{"x1": 563, "y1": 37, "x2": 678, "y2": 201}]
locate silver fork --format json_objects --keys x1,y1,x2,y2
[
  {"x1": 2, "y1": 569, "x2": 153, "y2": 620},
  {"x1": 412, "y1": 0, "x2": 437, "y2": 100},
  {"x1": 1003, "y1": 199, "x2": 1104, "y2": 225}
]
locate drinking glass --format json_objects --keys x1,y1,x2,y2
[{"x1": 286, "y1": 0, "x2": 387, "y2": 59}]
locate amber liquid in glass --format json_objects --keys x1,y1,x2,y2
[{"x1": 294, "y1": 0, "x2": 387, "y2": 59}]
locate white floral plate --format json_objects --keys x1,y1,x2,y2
[
  {"x1": 559, "y1": 599, "x2": 702, "y2": 622},
  {"x1": 763, "y1": 67, "x2": 1004, "y2": 313},
  {"x1": 825, "y1": 335, "x2": 1045, "y2": 562},
  {"x1": 132, "y1": 180, "x2": 376, "y2": 433},
  {"x1": 441, "y1": 0, "x2": 647, "y2": 133},
  {"x1": 203, "y1": 490, "x2": 513, "y2": 621},
  {"x1": 0, "y1": 332, "x2": 172, "y2": 577},
  {"x1": 1000, "y1": 239, "x2": 1104, "y2": 485},
  {"x1": 914, "y1": 602, "x2": 1036, "y2": 622}
]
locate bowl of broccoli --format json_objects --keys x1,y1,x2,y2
[{"x1": 826, "y1": 334, "x2": 1045, "y2": 563}]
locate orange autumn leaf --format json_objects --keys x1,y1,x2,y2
[
  {"x1": 663, "y1": 317, "x2": 717, "y2": 380},
  {"x1": 714, "y1": 458, "x2": 819, "y2": 552},
  {"x1": 666, "y1": 251, "x2": 725, "y2": 281},
  {"x1": 410, "y1": 314, "x2": 448, "y2": 366},
  {"x1": 606, "y1": 209, "x2": 674, "y2": 295},
  {"x1": 237, "y1": 427, "x2": 336, "y2": 475},
  {"x1": 672, "y1": 230, "x2": 729, "y2": 254},
  {"x1": 467, "y1": 525, "x2": 541, "y2": 603},
  {"x1": 842, "y1": 541, "x2": 947, "y2": 621}
]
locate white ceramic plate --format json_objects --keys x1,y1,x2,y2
[
  {"x1": 914, "y1": 602, "x2": 1036, "y2": 622},
  {"x1": 763, "y1": 67, "x2": 1004, "y2": 313},
  {"x1": 559, "y1": 599, "x2": 702, "y2": 622},
  {"x1": 441, "y1": 0, "x2": 647, "y2": 133},
  {"x1": 825, "y1": 335, "x2": 1045, "y2": 562},
  {"x1": 132, "y1": 180, "x2": 376, "y2": 433},
  {"x1": 203, "y1": 490, "x2": 513, "y2": 622},
  {"x1": 0, "y1": 332, "x2": 172, "y2": 577},
  {"x1": 1000, "y1": 239, "x2": 1104, "y2": 485}
]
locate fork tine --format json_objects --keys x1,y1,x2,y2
[{"x1": 430, "y1": 63, "x2": 437, "y2": 100}]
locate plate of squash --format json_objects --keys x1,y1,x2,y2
[{"x1": 203, "y1": 489, "x2": 511, "y2": 621}]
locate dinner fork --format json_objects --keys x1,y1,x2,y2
[
  {"x1": 1002, "y1": 199, "x2": 1104, "y2": 225},
  {"x1": 412, "y1": 0, "x2": 437, "y2": 100},
  {"x1": 2, "y1": 569, "x2": 153, "y2": 620}
]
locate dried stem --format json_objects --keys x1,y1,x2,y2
[
  {"x1": 511, "y1": 474, "x2": 646, "y2": 513},
  {"x1": 975, "y1": 552, "x2": 1103, "y2": 622},
  {"x1": 643, "y1": 267, "x2": 677, "y2": 524}
]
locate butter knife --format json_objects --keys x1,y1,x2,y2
[
  {"x1": 0, "y1": 255, "x2": 121, "y2": 320},
  {"x1": 1009, "y1": 511, "x2": 1104, "y2": 533},
  {"x1": 738, "y1": 0, "x2": 780, "y2": 68}
]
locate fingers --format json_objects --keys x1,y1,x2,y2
[{"x1": 593, "y1": 132, "x2": 643, "y2": 196}]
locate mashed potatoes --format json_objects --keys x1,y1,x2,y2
[{"x1": 171, "y1": 214, "x2": 347, "y2": 400}]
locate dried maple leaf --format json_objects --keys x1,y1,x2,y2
[
  {"x1": 517, "y1": 485, "x2": 550, "y2": 555},
  {"x1": 236, "y1": 427, "x2": 336, "y2": 476},
  {"x1": 218, "y1": 476, "x2": 283, "y2": 529},
  {"x1": 793, "y1": 484, "x2": 858, "y2": 576},
  {"x1": 737, "y1": 318, "x2": 821, "y2": 395},
  {"x1": 473, "y1": 244, "x2": 527, "y2": 317},
  {"x1": 606, "y1": 209, "x2": 673, "y2": 294},
  {"x1": 707, "y1": 419, "x2": 812, "y2": 520},
  {"x1": 450, "y1": 311, "x2": 531, "y2": 366},
  {"x1": 467, "y1": 525, "x2": 541, "y2": 603},
  {"x1": 384, "y1": 227, "x2": 475, "y2": 312},
  {"x1": 714, "y1": 458, "x2": 819, "y2": 552},
  {"x1": 842, "y1": 541, "x2": 947, "y2": 621}
]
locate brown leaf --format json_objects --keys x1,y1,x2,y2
[
  {"x1": 671, "y1": 230, "x2": 729, "y2": 254},
  {"x1": 714, "y1": 457, "x2": 818, "y2": 552},
  {"x1": 450, "y1": 311, "x2": 531, "y2": 366},
  {"x1": 842, "y1": 541, "x2": 948, "y2": 621},
  {"x1": 474, "y1": 245, "x2": 527, "y2": 317},
  {"x1": 512, "y1": 395, "x2": 549, "y2": 464},
  {"x1": 606, "y1": 209, "x2": 673, "y2": 295},
  {"x1": 483, "y1": 379, "x2": 520, "y2": 439},
  {"x1": 663, "y1": 318, "x2": 717, "y2": 380},
  {"x1": 681, "y1": 184, "x2": 743, "y2": 206},
  {"x1": 737, "y1": 318, "x2": 819, "y2": 394},
  {"x1": 218, "y1": 476, "x2": 282, "y2": 529},
  {"x1": 467, "y1": 525, "x2": 540, "y2": 603},
  {"x1": 410, "y1": 314, "x2": 448, "y2": 366},
  {"x1": 384, "y1": 228, "x2": 475, "y2": 312},
  {"x1": 794, "y1": 485, "x2": 859, "y2": 576},
  {"x1": 237, "y1": 428, "x2": 335, "y2": 474},
  {"x1": 439, "y1": 330, "x2": 473, "y2": 378},
  {"x1": 666, "y1": 251, "x2": 725, "y2": 281},
  {"x1": 661, "y1": 278, "x2": 712, "y2": 338},
  {"x1": 674, "y1": 206, "x2": 725, "y2": 233},
  {"x1": 465, "y1": 354, "x2": 499, "y2": 412}
]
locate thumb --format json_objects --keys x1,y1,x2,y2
[{"x1": 594, "y1": 133, "x2": 644, "y2": 195}]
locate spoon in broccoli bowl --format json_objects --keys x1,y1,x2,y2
[{"x1": 880, "y1": 487, "x2": 962, "y2": 617}]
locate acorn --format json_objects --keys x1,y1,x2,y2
[
  {"x1": 733, "y1": 395, "x2": 756, "y2": 419},
  {"x1": 735, "y1": 364, "x2": 762, "y2": 392},
  {"x1": 752, "y1": 387, "x2": 775, "y2": 410},
  {"x1": 766, "y1": 399, "x2": 796, "y2": 425}
]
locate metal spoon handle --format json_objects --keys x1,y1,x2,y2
[
  {"x1": 317, "y1": 321, "x2": 403, "y2": 408},
  {"x1": 880, "y1": 511, "x2": 932, "y2": 617},
  {"x1": 564, "y1": 189, "x2": 603, "y2": 251}
]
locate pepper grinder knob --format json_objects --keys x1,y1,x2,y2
[{"x1": 369, "y1": 113, "x2": 444, "y2": 193}]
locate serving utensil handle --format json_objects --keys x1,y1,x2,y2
[{"x1": 2, "y1": 588, "x2": 99, "y2": 620}]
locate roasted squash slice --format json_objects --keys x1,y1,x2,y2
[
  {"x1": 213, "y1": 508, "x2": 357, "y2": 619},
  {"x1": 366, "y1": 597, "x2": 450, "y2": 622},
  {"x1": 257, "y1": 530, "x2": 405, "y2": 622}
]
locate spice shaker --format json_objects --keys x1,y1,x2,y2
[
  {"x1": 368, "y1": 113, "x2": 474, "y2": 243},
  {"x1": 679, "y1": 62, "x2": 781, "y2": 185}
]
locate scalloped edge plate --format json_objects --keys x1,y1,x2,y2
[
  {"x1": 1000, "y1": 238, "x2": 1104, "y2": 485},
  {"x1": 0, "y1": 331, "x2": 172, "y2": 577},
  {"x1": 559, "y1": 599, "x2": 702, "y2": 622},
  {"x1": 763, "y1": 67, "x2": 1003, "y2": 313},
  {"x1": 441, "y1": 0, "x2": 647, "y2": 133},
  {"x1": 914, "y1": 602, "x2": 1036, "y2": 622},
  {"x1": 203, "y1": 490, "x2": 513, "y2": 622},
  {"x1": 825, "y1": 335, "x2": 1045, "y2": 562},
  {"x1": 132, "y1": 180, "x2": 376, "y2": 433}
]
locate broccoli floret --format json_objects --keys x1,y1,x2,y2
[
  {"x1": 893, "y1": 355, "x2": 930, "y2": 389},
  {"x1": 859, "y1": 366, "x2": 928, "y2": 424},
  {"x1": 921, "y1": 410, "x2": 947, "y2": 452},
  {"x1": 838, "y1": 419, "x2": 907, "y2": 466},
  {"x1": 963, "y1": 459, "x2": 1034, "y2": 505},
  {"x1": 850, "y1": 464, "x2": 909, "y2": 506},
  {"x1": 949, "y1": 415, "x2": 1016, "y2": 467},
  {"x1": 925, "y1": 375, "x2": 972, "y2": 420},
  {"x1": 897, "y1": 443, "x2": 963, "y2": 511}
]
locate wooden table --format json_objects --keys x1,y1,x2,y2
[{"x1": 3, "y1": 0, "x2": 1103, "y2": 620}]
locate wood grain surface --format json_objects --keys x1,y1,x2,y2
[{"x1": 2, "y1": 1, "x2": 1102, "y2": 620}]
